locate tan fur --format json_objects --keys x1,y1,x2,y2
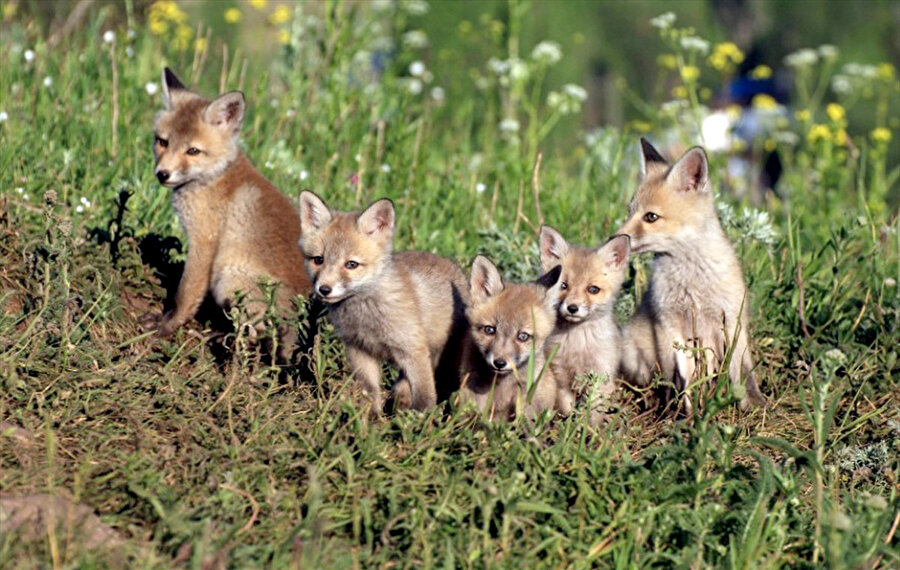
[
  {"x1": 617, "y1": 139, "x2": 764, "y2": 411},
  {"x1": 297, "y1": 192, "x2": 469, "y2": 412},
  {"x1": 152, "y1": 69, "x2": 311, "y2": 344},
  {"x1": 458, "y1": 256, "x2": 561, "y2": 421},
  {"x1": 539, "y1": 227, "x2": 630, "y2": 417}
]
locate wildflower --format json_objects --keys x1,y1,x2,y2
[
  {"x1": 708, "y1": 42, "x2": 744, "y2": 71},
  {"x1": 499, "y1": 119, "x2": 520, "y2": 133},
  {"x1": 871, "y1": 127, "x2": 892, "y2": 143},
  {"x1": 563, "y1": 83, "x2": 588, "y2": 101},
  {"x1": 380, "y1": 164, "x2": 391, "y2": 173},
  {"x1": 885, "y1": 277, "x2": 897, "y2": 288},
  {"x1": 751, "y1": 94, "x2": 779, "y2": 110},
  {"x1": 299, "y1": 170, "x2": 309, "y2": 181},
  {"x1": 270, "y1": 5, "x2": 291, "y2": 24},
  {"x1": 80, "y1": 196, "x2": 91, "y2": 208},
  {"x1": 409, "y1": 61, "x2": 425, "y2": 77},
  {"x1": 821, "y1": 347, "x2": 847, "y2": 370},
  {"x1": 15, "y1": 187, "x2": 23, "y2": 194},
  {"x1": 487, "y1": 57, "x2": 509, "y2": 75},
  {"x1": 76, "y1": 205, "x2": 84, "y2": 213},
  {"x1": 877, "y1": 63, "x2": 895, "y2": 80},
  {"x1": 43, "y1": 76, "x2": 52, "y2": 88},
  {"x1": 833, "y1": 128, "x2": 848, "y2": 146},
  {"x1": 824, "y1": 103, "x2": 845, "y2": 123},
  {"x1": 250, "y1": 0, "x2": 267, "y2": 9},
  {"x1": 784, "y1": 48, "x2": 818, "y2": 68},
  {"x1": 430, "y1": 86, "x2": 445, "y2": 102},
  {"x1": 773, "y1": 131, "x2": 799, "y2": 145},
  {"x1": 843, "y1": 63, "x2": 877, "y2": 79},
  {"x1": 531, "y1": 40, "x2": 562, "y2": 66},
  {"x1": 818, "y1": 44, "x2": 839, "y2": 60},
  {"x1": 194, "y1": 37, "x2": 208, "y2": 51},
  {"x1": 808, "y1": 124, "x2": 832, "y2": 144},
  {"x1": 649, "y1": 12, "x2": 676, "y2": 30},
  {"x1": 0, "y1": 111, "x2": 7, "y2": 122},
  {"x1": 24, "y1": 49, "x2": 34, "y2": 63},
  {"x1": 127, "y1": 28, "x2": 136, "y2": 39},
  {"x1": 103, "y1": 30, "x2": 115, "y2": 44},
  {"x1": 126, "y1": 46, "x2": 135, "y2": 58},
  {"x1": 629, "y1": 120, "x2": 652, "y2": 133},
  {"x1": 657, "y1": 54, "x2": 677, "y2": 70},
  {"x1": 476, "y1": 182, "x2": 487, "y2": 193},
  {"x1": 407, "y1": 78, "x2": 423, "y2": 95},
  {"x1": 794, "y1": 109, "x2": 811, "y2": 122},
  {"x1": 831, "y1": 75, "x2": 852, "y2": 95},
  {"x1": 145, "y1": 82, "x2": 159, "y2": 96},
  {"x1": 680, "y1": 36, "x2": 710, "y2": 55},
  {"x1": 403, "y1": 0, "x2": 430, "y2": 16},
  {"x1": 402, "y1": 29, "x2": 428, "y2": 49},
  {"x1": 750, "y1": 64, "x2": 772, "y2": 79},
  {"x1": 680, "y1": 65, "x2": 700, "y2": 83},
  {"x1": 224, "y1": 8, "x2": 241, "y2": 23},
  {"x1": 277, "y1": 30, "x2": 290, "y2": 45},
  {"x1": 149, "y1": 18, "x2": 168, "y2": 34},
  {"x1": 509, "y1": 58, "x2": 529, "y2": 82},
  {"x1": 671, "y1": 85, "x2": 688, "y2": 99}
]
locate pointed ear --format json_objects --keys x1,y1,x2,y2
[
  {"x1": 357, "y1": 198, "x2": 395, "y2": 240},
  {"x1": 470, "y1": 256, "x2": 504, "y2": 305},
  {"x1": 204, "y1": 91, "x2": 245, "y2": 133},
  {"x1": 667, "y1": 147, "x2": 709, "y2": 193},
  {"x1": 598, "y1": 235, "x2": 630, "y2": 271},
  {"x1": 536, "y1": 264, "x2": 562, "y2": 290},
  {"x1": 539, "y1": 225, "x2": 569, "y2": 271},
  {"x1": 298, "y1": 191, "x2": 332, "y2": 234},
  {"x1": 640, "y1": 137, "x2": 668, "y2": 178},
  {"x1": 162, "y1": 67, "x2": 187, "y2": 109}
]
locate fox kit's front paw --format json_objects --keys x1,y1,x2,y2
[
  {"x1": 390, "y1": 379, "x2": 413, "y2": 411},
  {"x1": 155, "y1": 311, "x2": 180, "y2": 337}
]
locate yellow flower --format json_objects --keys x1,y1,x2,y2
[
  {"x1": 700, "y1": 87, "x2": 711, "y2": 100},
  {"x1": 833, "y1": 128, "x2": 847, "y2": 146},
  {"x1": 808, "y1": 124, "x2": 832, "y2": 144},
  {"x1": 794, "y1": 109, "x2": 811, "y2": 123},
  {"x1": 149, "y1": 17, "x2": 168, "y2": 35},
  {"x1": 680, "y1": 65, "x2": 700, "y2": 83},
  {"x1": 764, "y1": 139, "x2": 776, "y2": 152},
  {"x1": 657, "y1": 54, "x2": 677, "y2": 70},
  {"x1": 871, "y1": 127, "x2": 892, "y2": 143},
  {"x1": 250, "y1": 0, "x2": 267, "y2": 9},
  {"x1": 3, "y1": 1, "x2": 18, "y2": 18},
  {"x1": 751, "y1": 94, "x2": 778, "y2": 110},
  {"x1": 750, "y1": 65, "x2": 772, "y2": 79},
  {"x1": 826, "y1": 103, "x2": 845, "y2": 123},
  {"x1": 173, "y1": 24, "x2": 193, "y2": 50},
  {"x1": 458, "y1": 20, "x2": 472, "y2": 34},
  {"x1": 224, "y1": 8, "x2": 241, "y2": 23},
  {"x1": 671, "y1": 85, "x2": 688, "y2": 99},
  {"x1": 877, "y1": 63, "x2": 896, "y2": 81},
  {"x1": 194, "y1": 37, "x2": 208, "y2": 51},
  {"x1": 277, "y1": 29, "x2": 291, "y2": 45},
  {"x1": 630, "y1": 120, "x2": 652, "y2": 133},
  {"x1": 270, "y1": 5, "x2": 291, "y2": 24},
  {"x1": 709, "y1": 42, "x2": 744, "y2": 72}
]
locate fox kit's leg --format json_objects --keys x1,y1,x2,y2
[
  {"x1": 392, "y1": 346, "x2": 437, "y2": 410},
  {"x1": 346, "y1": 345, "x2": 384, "y2": 412},
  {"x1": 730, "y1": 328, "x2": 765, "y2": 409},
  {"x1": 158, "y1": 235, "x2": 217, "y2": 336}
]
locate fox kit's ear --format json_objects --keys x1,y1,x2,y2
[
  {"x1": 357, "y1": 198, "x2": 395, "y2": 241},
  {"x1": 162, "y1": 67, "x2": 187, "y2": 109},
  {"x1": 298, "y1": 191, "x2": 333, "y2": 234},
  {"x1": 539, "y1": 225, "x2": 569, "y2": 271},
  {"x1": 537, "y1": 265, "x2": 563, "y2": 313},
  {"x1": 204, "y1": 91, "x2": 246, "y2": 134},
  {"x1": 639, "y1": 137, "x2": 668, "y2": 178},
  {"x1": 598, "y1": 235, "x2": 630, "y2": 271},
  {"x1": 668, "y1": 147, "x2": 709, "y2": 193},
  {"x1": 470, "y1": 255, "x2": 504, "y2": 304},
  {"x1": 536, "y1": 264, "x2": 562, "y2": 290}
]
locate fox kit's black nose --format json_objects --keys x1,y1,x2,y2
[
  {"x1": 567, "y1": 304, "x2": 578, "y2": 314},
  {"x1": 492, "y1": 358, "x2": 507, "y2": 370},
  {"x1": 317, "y1": 284, "x2": 332, "y2": 297},
  {"x1": 156, "y1": 170, "x2": 170, "y2": 183}
]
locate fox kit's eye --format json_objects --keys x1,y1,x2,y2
[
  {"x1": 517, "y1": 332, "x2": 531, "y2": 342},
  {"x1": 483, "y1": 325, "x2": 496, "y2": 335},
  {"x1": 588, "y1": 286, "x2": 600, "y2": 295},
  {"x1": 345, "y1": 260, "x2": 359, "y2": 269},
  {"x1": 311, "y1": 256, "x2": 324, "y2": 265},
  {"x1": 643, "y1": 212, "x2": 659, "y2": 223},
  {"x1": 560, "y1": 282, "x2": 568, "y2": 290},
  {"x1": 186, "y1": 147, "x2": 201, "y2": 156},
  {"x1": 155, "y1": 136, "x2": 168, "y2": 148}
]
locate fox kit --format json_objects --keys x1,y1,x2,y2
[
  {"x1": 539, "y1": 227, "x2": 630, "y2": 415},
  {"x1": 152, "y1": 68, "x2": 311, "y2": 346},
  {"x1": 459, "y1": 256, "x2": 561, "y2": 421},
  {"x1": 297, "y1": 191, "x2": 468, "y2": 412},
  {"x1": 617, "y1": 138, "x2": 764, "y2": 411}
]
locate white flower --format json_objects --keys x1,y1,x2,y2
[
  {"x1": 80, "y1": 196, "x2": 91, "y2": 207},
  {"x1": 843, "y1": 63, "x2": 877, "y2": 79},
  {"x1": 300, "y1": 170, "x2": 309, "y2": 181},
  {"x1": 409, "y1": 60, "x2": 426, "y2": 77},
  {"x1": 509, "y1": 58, "x2": 529, "y2": 82},
  {"x1": 75, "y1": 205, "x2": 84, "y2": 213},
  {"x1": 24, "y1": 49, "x2": 35, "y2": 63},
  {"x1": 43, "y1": 76, "x2": 53, "y2": 88},
  {"x1": 380, "y1": 164, "x2": 391, "y2": 173},
  {"x1": 402, "y1": 30, "x2": 428, "y2": 49},
  {"x1": 127, "y1": 28, "x2": 136, "y2": 39},
  {"x1": 103, "y1": 30, "x2": 115, "y2": 44},
  {"x1": 784, "y1": 48, "x2": 818, "y2": 68},
  {"x1": 821, "y1": 348, "x2": 847, "y2": 370},
  {"x1": 0, "y1": 111, "x2": 7, "y2": 122},
  {"x1": 487, "y1": 57, "x2": 509, "y2": 75},
  {"x1": 531, "y1": 41, "x2": 562, "y2": 65},
  {"x1": 15, "y1": 187, "x2": 23, "y2": 194},
  {"x1": 650, "y1": 12, "x2": 676, "y2": 30},
  {"x1": 818, "y1": 44, "x2": 838, "y2": 60},
  {"x1": 476, "y1": 182, "x2": 487, "y2": 193},
  {"x1": 285, "y1": 109, "x2": 297, "y2": 118},
  {"x1": 499, "y1": 119, "x2": 520, "y2": 133},
  {"x1": 403, "y1": 0, "x2": 429, "y2": 16},
  {"x1": 145, "y1": 82, "x2": 159, "y2": 96},
  {"x1": 680, "y1": 36, "x2": 710, "y2": 55},
  {"x1": 407, "y1": 78, "x2": 423, "y2": 95},
  {"x1": 831, "y1": 75, "x2": 852, "y2": 95},
  {"x1": 126, "y1": 46, "x2": 135, "y2": 58},
  {"x1": 773, "y1": 131, "x2": 799, "y2": 145},
  {"x1": 563, "y1": 83, "x2": 588, "y2": 101},
  {"x1": 430, "y1": 86, "x2": 445, "y2": 102},
  {"x1": 885, "y1": 277, "x2": 897, "y2": 288}
]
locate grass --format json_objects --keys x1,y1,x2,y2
[{"x1": 1, "y1": 1, "x2": 898, "y2": 568}]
